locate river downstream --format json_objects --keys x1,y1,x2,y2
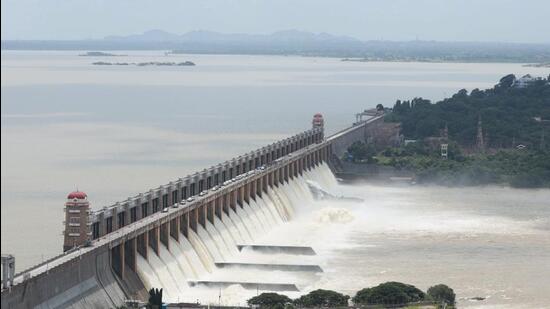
[{"x1": 271, "y1": 183, "x2": 550, "y2": 308}]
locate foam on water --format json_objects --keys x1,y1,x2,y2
[
  {"x1": 235, "y1": 204, "x2": 261, "y2": 237},
  {"x1": 204, "y1": 220, "x2": 232, "y2": 260},
  {"x1": 147, "y1": 246, "x2": 182, "y2": 300},
  {"x1": 213, "y1": 217, "x2": 240, "y2": 256},
  {"x1": 196, "y1": 225, "x2": 224, "y2": 263},
  {"x1": 187, "y1": 230, "x2": 215, "y2": 273},
  {"x1": 168, "y1": 237, "x2": 197, "y2": 279},
  {"x1": 134, "y1": 163, "x2": 339, "y2": 303},
  {"x1": 134, "y1": 162, "x2": 550, "y2": 307},
  {"x1": 228, "y1": 207, "x2": 255, "y2": 242},
  {"x1": 315, "y1": 207, "x2": 354, "y2": 224},
  {"x1": 220, "y1": 212, "x2": 246, "y2": 245},
  {"x1": 179, "y1": 235, "x2": 209, "y2": 277}
]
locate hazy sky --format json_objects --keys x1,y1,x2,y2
[{"x1": 2, "y1": 0, "x2": 549, "y2": 43}]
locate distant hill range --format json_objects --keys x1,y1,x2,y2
[{"x1": 3, "y1": 29, "x2": 550, "y2": 62}]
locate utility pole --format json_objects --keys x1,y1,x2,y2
[
  {"x1": 476, "y1": 115, "x2": 485, "y2": 153},
  {"x1": 540, "y1": 126, "x2": 544, "y2": 151},
  {"x1": 441, "y1": 122, "x2": 449, "y2": 159},
  {"x1": 534, "y1": 116, "x2": 549, "y2": 150}
]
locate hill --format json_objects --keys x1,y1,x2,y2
[
  {"x1": 346, "y1": 74, "x2": 550, "y2": 188},
  {"x1": 3, "y1": 30, "x2": 550, "y2": 62},
  {"x1": 386, "y1": 74, "x2": 550, "y2": 150}
]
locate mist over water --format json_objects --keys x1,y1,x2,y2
[
  {"x1": 130, "y1": 164, "x2": 549, "y2": 308},
  {"x1": 306, "y1": 183, "x2": 550, "y2": 309},
  {"x1": 134, "y1": 164, "x2": 333, "y2": 305},
  {"x1": 2, "y1": 51, "x2": 549, "y2": 308}
]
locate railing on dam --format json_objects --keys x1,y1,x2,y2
[
  {"x1": 6, "y1": 139, "x2": 332, "y2": 290},
  {"x1": 87, "y1": 127, "x2": 324, "y2": 241},
  {"x1": 2, "y1": 114, "x2": 382, "y2": 292}
]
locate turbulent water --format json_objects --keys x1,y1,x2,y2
[
  {"x1": 135, "y1": 163, "x2": 329, "y2": 304},
  {"x1": 131, "y1": 163, "x2": 550, "y2": 308}
]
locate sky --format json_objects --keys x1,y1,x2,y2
[{"x1": 2, "y1": 0, "x2": 550, "y2": 43}]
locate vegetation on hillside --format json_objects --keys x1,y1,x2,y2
[
  {"x1": 385, "y1": 74, "x2": 550, "y2": 150},
  {"x1": 376, "y1": 141, "x2": 550, "y2": 187},
  {"x1": 345, "y1": 74, "x2": 550, "y2": 188},
  {"x1": 346, "y1": 141, "x2": 377, "y2": 163}
]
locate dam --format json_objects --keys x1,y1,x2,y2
[{"x1": 1, "y1": 114, "x2": 385, "y2": 308}]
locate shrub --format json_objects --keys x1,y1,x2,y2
[
  {"x1": 427, "y1": 284, "x2": 455, "y2": 306},
  {"x1": 293, "y1": 289, "x2": 350, "y2": 307},
  {"x1": 248, "y1": 293, "x2": 292, "y2": 308},
  {"x1": 352, "y1": 282, "x2": 425, "y2": 305}
]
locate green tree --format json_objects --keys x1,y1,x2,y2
[
  {"x1": 248, "y1": 293, "x2": 292, "y2": 308},
  {"x1": 376, "y1": 103, "x2": 385, "y2": 111},
  {"x1": 346, "y1": 141, "x2": 377, "y2": 163},
  {"x1": 388, "y1": 74, "x2": 550, "y2": 149},
  {"x1": 427, "y1": 284, "x2": 456, "y2": 306},
  {"x1": 352, "y1": 282, "x2": 425, "y2": 305},
  {"x1": 498, "y1": 74, "x2": 516, "y2": 88},
  {"x1": 293, "y1": 289, "x2": 350, "y2": 307},
  {"x1": 147, "y1": 288, "x2": 163, "y2": 309}
]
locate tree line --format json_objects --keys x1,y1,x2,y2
[
  {"x1": 247, "y1": 282, "x2": 455, "y2": 309},
  {"x1": 344, "y1": 74, "x2": 550, "y2": 188},
  {"x1": 385, "y1": 74, "x2": 550, "y2": 150}
]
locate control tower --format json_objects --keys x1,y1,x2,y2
[
  {"x1": 312, "y1": 113, "x2": 324, "y2": 140},
  {"x1": 312, "y1": 113, "x2": 324, "y2": 129},
  {"x1": 63, "y1": 191, "x2": 91, "y2": 252}
]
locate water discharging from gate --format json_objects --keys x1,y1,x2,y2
[{"x1": 135, "y1": 163, "x2": 339, "y2": 304}]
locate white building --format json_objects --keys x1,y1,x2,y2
[{"x1": 513, "y1": 74, "x2": 538, "y2": 88}]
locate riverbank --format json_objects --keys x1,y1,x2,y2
[{"x1": 338, "y1": 149, "x2": 550, "y2": 188}]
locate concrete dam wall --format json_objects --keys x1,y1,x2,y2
[
  {"x1": 2, "y1": 115, "x2": 382, "y2": 308},
  {"x1": 2, "y1": 163, "x2": 339, "y2": 308},
  {"x1": 327, "y1": 116, "x2": 385, "y2": 159},
  {"x1": 2, "y1": 245, "x2": 129, "y2": 309},
  {"x1": 132, "y1": 163, "x2": 338, "y2": 303}
]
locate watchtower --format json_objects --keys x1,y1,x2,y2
[
  {"x1": 312, "y1": 113, "x2": 324, "y2": 129},
  {"x1": 63, "y1": 191, "x2": 91, "y2": 252}
]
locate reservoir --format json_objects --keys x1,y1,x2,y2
[{"x1": 1, "y1": 51, "x2": 549, "y2": 308}]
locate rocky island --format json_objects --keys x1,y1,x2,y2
[
  {"x1": 92, "y1": 61, "x2": 195, "y2": 66},
  {"x1": 523, "y1": 62, "x2": 550, "y2": 68},
  {"x1": 79, "y1": 51, "x2": 126, "y2": 56}
]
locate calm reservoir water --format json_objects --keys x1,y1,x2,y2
[{"x1": 1, "y1": 51, "x2": 549, "y2": 308}]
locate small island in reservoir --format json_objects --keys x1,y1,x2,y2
[
  {"x1": 523, "y1": 62, "x2": 550, "y2": 68},
  {"x1": 92, "y1": 61, "x2": 195, "y2": 66},
  {"x1": 79, "y1": 51, "x2": 126, "y2": 56}
]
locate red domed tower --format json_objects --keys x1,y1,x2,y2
[
  {"x1": 312, "y1": 113, "x2": 325, "y2": 141},
  {"x1": 312, "y1": 113, "x2": 324, "y2": 129},
  {"x1": 63, "y1": 190, "x2": 91, "y2": 252}
]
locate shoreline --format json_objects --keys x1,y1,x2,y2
[{"x1": 2, "y1": 49, "x2": 550, "y2": 64}]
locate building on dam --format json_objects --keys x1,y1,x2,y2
[{"x1": 63, "y1": 191, "x2": 92, "y2": 252}]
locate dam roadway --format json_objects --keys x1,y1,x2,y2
[{"x1": 1, "y1": 114, "x2": 384, "y2": 308}]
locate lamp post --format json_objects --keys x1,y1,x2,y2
[{"x1": 534, "y1": 117, "x2": 550, "y2": 150}]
